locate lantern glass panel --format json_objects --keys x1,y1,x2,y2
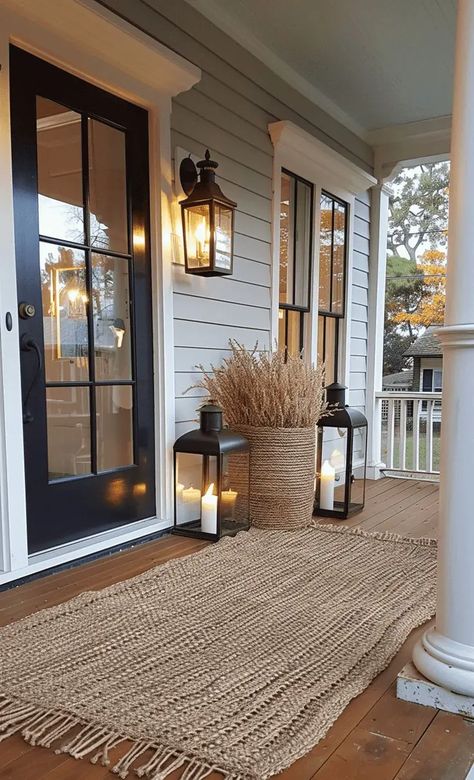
[
  {"x1": 220, "y1": 451, "x2": 250, "y2": 534},
  {"x1": 318, "y1": 426, "x2": 348, "y2": 512},
  {"x1": 214, "y1": 203, "x2": 233, "y2": 270},
  {"x1": 175, "y1": 452, "x2": 218, "y2": 530},
  {"x1": 184, "y1": 204, "x2": 211, "y2": 269},
  {"x1": 349, "y1": 426, "x2": 367, "y2": 510}
]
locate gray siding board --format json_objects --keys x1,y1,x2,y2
[
  {"x1": 173, "y1": 294, "x2": 270, "y2": 330},
  {"x1": 175, "y1": 347, "x2": 233, "y2": 373},
  {"x1": 174, "y1": 320, "x2": 269, "y2": 351},
  {"x1": 171, "y1": 105, "x2": 272, "y2": 177},
  {"x1": 354, "y1": 215, "x2": 370, "y2": 240},
  {"x1": 174, "y1": 90, "x2": 273, "y2": 154},
  {"x1": 174, "y1": 271, "x2": 270, "y2": 307},
  {"x1": 172, "y1": 131, "x2": 271, "y2": 199}
]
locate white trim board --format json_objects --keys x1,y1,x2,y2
[
  {"x1": 0, "y1": 0, "x2": 200, "y2": 583},
  {"x1": 0, "y1": 517, "x2": 170, "y2": 587}
]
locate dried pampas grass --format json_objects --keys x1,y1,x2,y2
[{"x1": 193, "y1": 341, "x2": 327, "y2": 428}]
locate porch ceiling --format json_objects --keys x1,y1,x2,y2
[{"x1": 186, "y1": 0, "x2": 456, "y2": 139}]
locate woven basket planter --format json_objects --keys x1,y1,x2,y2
[{"x1": 236, "y1": 425, "x2": 316, "y2": 530}]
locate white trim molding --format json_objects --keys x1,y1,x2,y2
[
  {"x1": 269, "y1": 121, "x2": 377, "y2": 197},
  {"x1": 368, "y1": 116, "x2": 451, "y2": 180},
  {"x1": 0, "y1": 0, "x2": 200, "y2": 583},
  {"x1": 365, "y1": 183, "x2": 392, "y2": 479}
]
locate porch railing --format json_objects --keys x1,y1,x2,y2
[{"x1": 376, "y1": 391, "x2": 442, "y2": 480}]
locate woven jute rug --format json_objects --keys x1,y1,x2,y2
[{"x1": 0, "y1": 525, "x2": 437, "y2": 780}]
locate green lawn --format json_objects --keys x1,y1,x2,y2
[{"x1": 381, "y1": 423, "x2": 441, "y2": 473}]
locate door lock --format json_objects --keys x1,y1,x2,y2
[{"x1": 19, "y1": 302, "x2": 36, "y2": 319}]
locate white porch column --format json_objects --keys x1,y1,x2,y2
[
  {"x1": 365, "y1": 183, "x2": 390, "y2": 479},
  {"x1": 412, "y1": 0, "x2": 474, "y2": 697}
]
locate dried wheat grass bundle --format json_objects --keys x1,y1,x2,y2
[{"x1": 193, "y1": 341, "x2": 327, "y2": 428}]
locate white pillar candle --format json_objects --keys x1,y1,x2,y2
[
  {"x1": 201, "y1": 482, "x2": 218, "y2": 534},
  {"x1": 221, "y1": 488, "x2": 238, "y2": 519},
  {"x1": 319, "y1": 460, "x2": 335, "y2": 511},
  {"x1": 179, "y1": 486, "x2": 201, "y2": 525}
]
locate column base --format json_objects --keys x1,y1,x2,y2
[
  {"x1": 412, "y1": 627, "x2": 474, "y2": 697},
  {"x1": 397, "y1": 661, "x2": 474, "y2": 717},
  {"x1": 366, "y1": 461, "x2": 386, "y2": 480}
]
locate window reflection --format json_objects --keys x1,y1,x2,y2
[
  {"x1": 40, "y1": 243, "x2": 89, "y2": 382},
  {"x1": 92, "y1": 254, "x2": 132, "y2": 381},
  {"x1": 46, "y1": 387, "x2": 91, "y2": 480},
  {"x1": 36, "y1": 97, "x2": 84, "y2": 243}
]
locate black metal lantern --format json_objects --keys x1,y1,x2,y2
[
  {"x1": 173, "y1": 402, "x2": 250, "y2": 541},
  {"x1": 314, "y1": 383, "x2": 368, "y2": 519},
  {"x1": 179, "y1": 150, "x2": 237, "y2": 276}
]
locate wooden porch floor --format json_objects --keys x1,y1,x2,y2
[{"x1": 1, "y1": 478, "x2": 474, "y2": 780}]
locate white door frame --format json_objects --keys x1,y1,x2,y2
[{"x1": 0, "y1": 0, "x2": 200, "y2": 584}]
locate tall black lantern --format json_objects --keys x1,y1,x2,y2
[
  {"x1": 314, "y1": 383, "x2": 368, "y2": 519},
  {"x1": 173, "y1": 403, "x2": 250, "y2": 541},
  {"x1": 179, "y1": 150, "x2": 237, "y2": 276}
]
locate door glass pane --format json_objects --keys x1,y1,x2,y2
[
  {"x1": 279, "y1": 172, "x2": 294, "y2": 305},
  {"x1": 319, "y1": 194, "x2": 333, "y2": 311},
  {"x1": 332, "y1": 201, "x2": 346, "y2": 314},
  {"x1": 88, "y1": 119, "x2": 128, "y2": 253},
  {"x1": 92, "y1": 254, "x2": 132, "y2": 381},
  {"x1": 46, "y1": 387, "x2": 91, "y2": 480},
  {"x1": 40, "y1": 242, "x2": 89, "y2": 382},
  {"x1": 36, "y1": 97, "x2": 84, "y2": 243},
  {"x1": 96, "y1": 386, "x2": 133, "y2": 472}
]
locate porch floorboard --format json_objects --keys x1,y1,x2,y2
[{"x1": 1, "y1": 478, "x2": 473, "y2": 780}]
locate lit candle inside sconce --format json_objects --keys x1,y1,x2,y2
[
  {"x1": 194, "y1": 220, "x2": 209, "y2": 263},
  {"x1": 319, "y1": 460, "x2": 335, "y2": 511},
  {"x1": 221, "y1": 488, "x2": 238, "y2": 519},
  {"x1": 201, "y1": 483, "x2": 218, "y2": 534}
]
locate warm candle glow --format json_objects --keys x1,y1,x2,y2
[
  {"x1": 201, "y1": 482, "x2": 218, "y2": 534},
  {"x1": 320, "y1": 459, "x2": 335, "y2": 511}
]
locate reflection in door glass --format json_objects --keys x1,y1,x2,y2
[
  {"x1": 92, "y1": 254, "x2": 132, "y2": 381},
  {"x1": 36, "y1": 97, "x2": 84, "y2": 243},
  {"x1": 46, "y1": 387, "x2": 91, "y2": 480},
  {"x1": 96, "y1": 386, "x2": 134, "y2": 472},
  {"x1": 88, "y1": 119, "x2": 128, "y2": 253},
  {"x1": 40, "y1": 242, "x2": 89, "y2": 382}
]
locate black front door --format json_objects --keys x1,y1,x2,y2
[{"x1": 10, "y1": 47, "x2": 155, "y2": 553}]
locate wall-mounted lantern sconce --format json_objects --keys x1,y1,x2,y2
[{"x1": 179, "y1": 149, "x2": 237, "y2": 277}]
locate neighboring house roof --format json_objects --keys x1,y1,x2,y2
[
  {"x1": 403, "y1": 325, "x2": 443, "y2": 358},
  {"x1": 382, "y1": 370, "x2": 413, "y2": 389}
]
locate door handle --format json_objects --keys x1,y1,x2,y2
[{"x1": 20, "y1": 334, "x2": 43, "y2": 424}]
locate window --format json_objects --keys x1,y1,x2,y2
[
  {"x1": 278, "y1": 170, "x2": 313, "y2": 357},
  {"x1": 317, "y1": 191, "x2": 348, "y2": 384},
  {"x1": 422, "y1": 368, "x2": 443, "y2": 392}
]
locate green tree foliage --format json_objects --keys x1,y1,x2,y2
[{"x1": 385, "y1": 256, "x2": 425, "y2": 341}]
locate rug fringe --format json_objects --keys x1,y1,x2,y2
[
  {"x1": 312, "y1": 521, "x2": 437, "y2": 547},
  {"x1": 0, "y1": 695, "x2": 241, "y2": 780}
]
